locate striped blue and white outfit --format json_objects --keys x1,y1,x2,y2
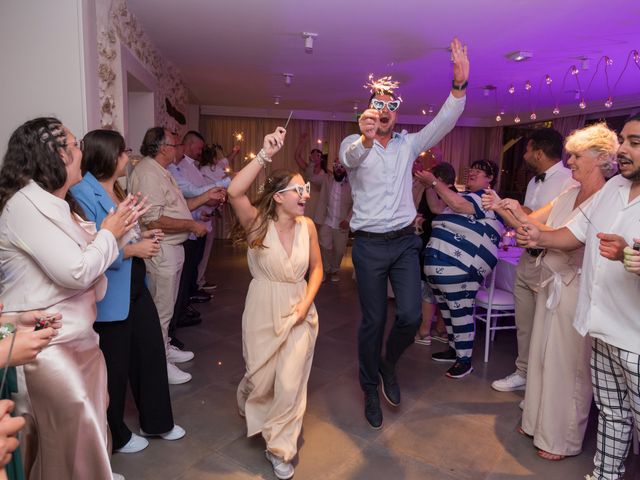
[{"x1": 424, "y1": 189, "x2": 503, "y2": 362}]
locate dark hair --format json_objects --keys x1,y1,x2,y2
[
  {"x1": 199, "y1": 145, "x2": 217, "y2": 168},
  {"x1": 81, "y1": 129, "x2": 127, "y2": 201},
  {"x1": 431, "y1": 162, "x2": 456, "y2": 186},
  {"x1": 528, "y1": 128, "x2": 564, "y2": 160},
  {"x1": 182, "y1": 130, "x2": 205, "y2": 144},
  {"x1": 140, "y1": 127, "x2": 167, "y2": 157},
  {"x1": 367, "y1": 90, "x2": 397, "y2": 106},
  {"x1": 230, "y1": 170, "x2": 296, "y2": 249},
  {"x1": 0, "y1": 117, "x2": 68, "y2": 212},
  {"x1": 470, "y1": 159, "x2": 499, "y2": 188},
  {"x1": 310, "y1": 148, "x2": 322, "y2": 156},
  {"x1": 625, "y1": 113, "x2": 640, "y2": 125}
]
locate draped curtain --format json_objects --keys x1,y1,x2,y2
[
  {"x1": 552, "y1": 114, "x2": 586, "y2": 138},
  {"x1": 204, "y1": 115, "x2": 504, "y2": 188}
]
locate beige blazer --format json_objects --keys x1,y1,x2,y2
[{"x1": 0, "y1": 181, "x2": 118, "y2": 311}]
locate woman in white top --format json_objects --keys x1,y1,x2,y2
[
  {"x1": 483, "y1": 123, "x2": 619, "y2": 460},
  {"x1": 0, "y1": 117, "x2": 145, "y2": 480}
]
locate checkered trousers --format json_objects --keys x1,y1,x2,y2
[{"x1": 590, "y1": 338, "x2": 640, "y2": 480}]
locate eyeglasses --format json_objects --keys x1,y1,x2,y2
[
  {"x1": 370, "y1": 99, "x2": 401, "y2": 112},
  {"x1": 67, "y1": 139, "x2": 84, "y2": 151},
  {"x1": 277, "y1": 182, "x2": 311, "y2": 197}
]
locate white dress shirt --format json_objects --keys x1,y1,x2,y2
[
  {"x1": 523, "y1": 161, "x2": 577, "y2": 211},
  {"x1": 340, "y1": 93, "x2": 465, "y2": 233},
  {"x1": 566, "y1": 174, "x2": 640, "y2": 354}
]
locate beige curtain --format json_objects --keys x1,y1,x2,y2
[{"x1": 552, "y1": 114, "x2": 586, "y2": 138}]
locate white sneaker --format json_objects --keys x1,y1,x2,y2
[
  {"x1": 265, "y1": 450, "x2": 294, "y2": 480},
  {"x1": 491, "y1": 372, "x2": 526, "y2": 392},
  {"x1": 519, "y1": 400, "x2": 524, "y2": 410},
  {"x1": 140, "y1": 424, "x2": 186, "y2": 441},
  {"x1": 167, "y1": 344, "x2": 194, "y2": 363},
  {"x1": 115, "y1": 432, "x2": 149, "y2": 453},
  {"x1": 166, "y1": 362, "x2": 191, "y2": 384},
  {"x1": 112, "y1": 474, "x2": 125, "y2": 480}
]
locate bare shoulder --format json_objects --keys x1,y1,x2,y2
[{"x1": 302, "y1": 216, "x2": 317, "y2": 235}]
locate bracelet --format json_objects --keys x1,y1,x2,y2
[
  {"x1": 256, "y1": 149, "x2": 272, "y2": 167},
  {"x1": 452, "y1": 80, "x2": 468, "y2": 91},
  {"x1": 0, "y1": 323, "x2": 16, "y2": 340}
]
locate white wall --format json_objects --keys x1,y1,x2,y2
[
  {"x1": 0, "y1": 0, "x2": 98, "y2": 160},
  {"x1": 127, "y1": 91, "x2": 155, "y2": 154}
]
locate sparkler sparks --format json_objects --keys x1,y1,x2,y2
[
  {"x1": 233, "y1": 131, "x2": 244, "y2": 142},
  {"x1": 364, "y1": 74, "x2": 402, "y2": 102}
]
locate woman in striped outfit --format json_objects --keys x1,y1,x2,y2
[{"x1": 417, "y1": 160, "x2": 503, "y2": 378}]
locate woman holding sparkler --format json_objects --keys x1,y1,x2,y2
[
  {"x1": 228, "y1": 126, "x2": 322, "y2": 480},
  {"x1": 482, "y1": 123, "x2": 618, "y2": 460}
]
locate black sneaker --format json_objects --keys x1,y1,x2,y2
[
  {"x1": 378, "y1": 361, "x2": 400, "y2": 407},
  {"x1": 446, "y1": 361, "x2": 474, "y2": 379},
  {"x1": 364, "y1": 391, "x2": 383, "y2": 430},
  {"x1": 431, "y1": 347, "x2": 457, "y2": 363}
]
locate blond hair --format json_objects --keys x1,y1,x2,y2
[{"x1": 565, "y1": 123, "x2": 619, "y2": 176}]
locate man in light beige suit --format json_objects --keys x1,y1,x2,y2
[
  {"x1": 313, "y1": 159, "x2": 353, "y2": 282},
  {"x1": 129, "y1": 127, "x2": 211, "y2": 385}
]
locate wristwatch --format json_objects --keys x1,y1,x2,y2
[{"x1": 452, "y1": 80, "x2": 468, "y2": 90}]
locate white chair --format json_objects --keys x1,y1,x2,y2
[{"x1": 474, "y1": 267, "x2": 516, "y2": 363}]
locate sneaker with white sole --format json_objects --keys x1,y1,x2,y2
[
  {"x1": 265, "y1": 450, "x2": 294, "y2": 480},
  {"x1": 519, "y1": 399, "x2": 524, "y2": 410},
  {"x1": 491, "y1": 371, "x2": 526, "y2": 392},
  {"x1": 167, "y1": 344, "x2": 194, "y2": 364},
  {"x1": 166, "y1": 362, "x2": 191, "y2": 384},
  {"x1": 140, "y1": 424, "x2": 186, "y2": 441},
  {"x1": 112, "y1": 474, "x2": 125, "y2": 480},
  {"x1": 115, "y1": 432, "x2": 149, "y2": 453}
]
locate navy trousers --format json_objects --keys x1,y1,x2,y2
[{"x1": 352, "y1": 233, "x2": 422, "y2": 394}]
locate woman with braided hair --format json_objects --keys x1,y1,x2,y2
[
  {"x1": 0, "y1": 117, "x2": 147, "y2": 480},
  {"x1": 228, "y1": 127, "x2": 322, "y2": 480}
]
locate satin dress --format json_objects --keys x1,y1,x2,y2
[
  {"x1": 236, "y1": 218, "x2": 318, "y2": 462},
  {"x1": 0, "y1": 182, "x2": 119, "y2": 480}
]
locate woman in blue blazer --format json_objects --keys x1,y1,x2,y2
[{"x1": 70, "y1": 129, "x2": 184, "y2": 453}]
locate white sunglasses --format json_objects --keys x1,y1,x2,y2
[{"x1": 277, "y1": 182, "x2": 311, "y2": 197}]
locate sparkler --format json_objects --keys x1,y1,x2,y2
[
  {"x1": 577, "y1": 205, "x2": 602, "y2": 232},
  {"x1": 283, "y1": 111, "x2": 293, "y2": 130},
  {"x1": 364, "y1": 74, "x2": 403, "y2": 102},
  {"x1": 233, "y1": 132, "x2": 244, "y2": 142}
]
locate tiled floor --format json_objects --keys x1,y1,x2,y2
[{"x1": 112, "y1": 241, "x2": 640, "y2": 479}]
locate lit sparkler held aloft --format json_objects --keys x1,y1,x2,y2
[
  {"x1": 233, "y1": 131, "x2": 244, "y2": 143},
  {"x1": 364, "y1": 74, "x2": 403, "y2": 102}
]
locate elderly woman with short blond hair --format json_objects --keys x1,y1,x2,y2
[{"x1": 484, "y1": 122, "x2": 619, "y2": 461}]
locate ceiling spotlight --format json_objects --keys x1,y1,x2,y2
[
  {"x1": 571, "y1": 65, "x2": 579, "y2": 75},
  {"x1": 302, "y1": 32, "x2": 318, "y2": 54},
  {"x1": 545, "y1": 75, "x2": 553, "y2": 85},
  {"x1": 508, "y1": 84, "x2": 515, "y2": 95},
  {"x1": 283, "y1": 73, "x2": 293, "y2": 86},
  {"x1": 514, "y1": 115, "x2": 521, "y2": 124},
  {"x1": 524, "y1": 81, "x2": 532, "y2": 91},
  {"x1": 483, "y1": 85, "x2": 496, "y2": 97},
  {"x1": 495, "y1": 115, "x2": 502, "y2": 122},
  {"x1": 421, "y1": 109, "x2": 426, "y2": 115},
  {"x1": 604, "y1": 97, "x2": 614, "y2": 108},
  {"x1": 273, "y1": 96, "x2": 280, "y2": 105},
  {"x1": 500, "y1": 108, "x2": 505, "y2": 115},
  {"x1": 428, "y1": 105, "x2": 434, "y2": 113},
  {"x1": 530, "y1": 113, "x2": 537, "y2": 120},
  {"x1": 579, "y1": 56, "x2": 590, "y2": 70},
  {"x1": 605, "y1": 56, "x2": 614, "y2": 66},
  {"x1": 578, "y1": 99, "x2": 587, "y2": 109},
  {"x1": 506, "y1": 50, "x2": 533, "y2": 62}
]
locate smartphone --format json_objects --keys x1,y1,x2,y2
[{"x1": 634, "y1": 241, "x2": 640, "y2": 252}]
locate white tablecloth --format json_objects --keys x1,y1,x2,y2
[{"x1": 494, "y1": 246, "x2": 523, "y2": 291}]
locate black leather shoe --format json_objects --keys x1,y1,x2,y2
[
  {"x1": 176, "y1": 315, "x2": 202, "y2": 328},
  {"x1": 185, "y1": 305, "x2": 201, "y2": 318},
  {"x1": 364, "y1": 391, "x2": 383, "y2": 430},
  {"x1": 170, "y1": 336, "x2": 185, "y2": 350},
  {"x1": 379, "y1": 361, "x2": 401, "y2": 407},
  {"x1": 189, "y1": 290, "x2": 212, "y2": 303}
]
